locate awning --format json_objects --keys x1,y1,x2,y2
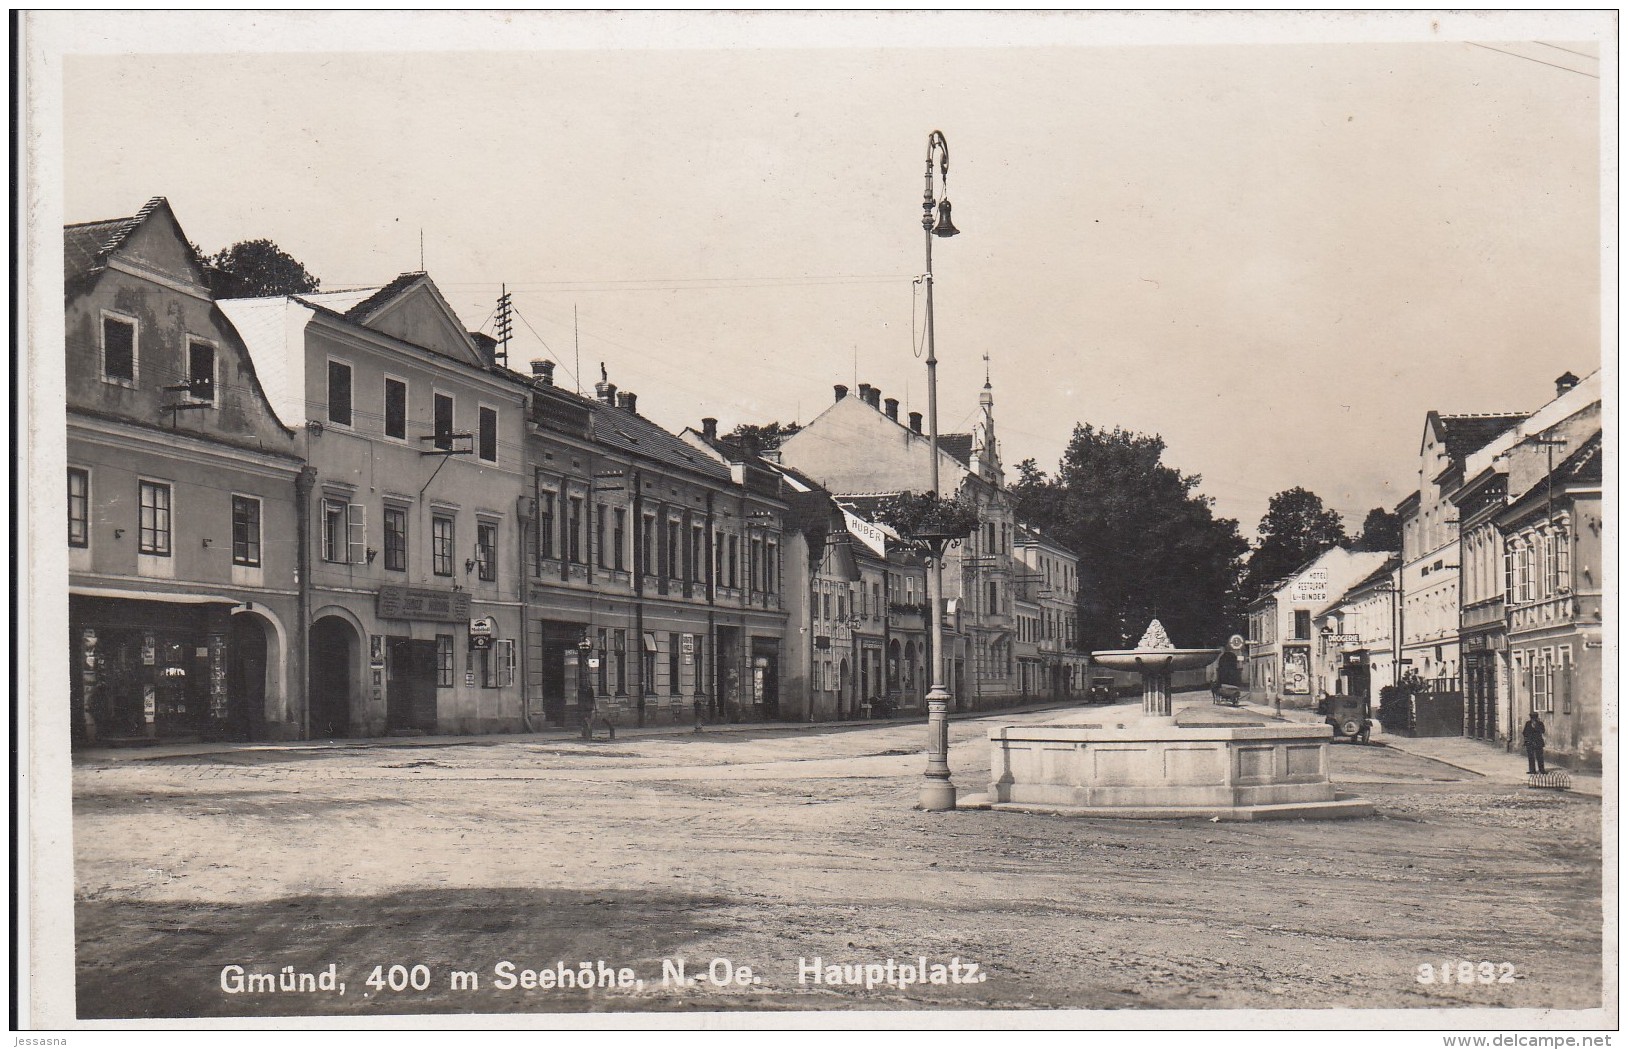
[{"x1": 643, "y1": 631, "x2": 660, "y2": 652}]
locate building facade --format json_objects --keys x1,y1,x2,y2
[
  {"x1": 223, "y1": 273, "x2": 532, "y2": 737},
  {"x1": 1312, "y1": 557, "x2": 1400, "y2": 701},
  {"x1": 1012, "y1": 522, "x2": 1087, "y2": 699},
  {"x1": 66, "y1": 198, "x2": 306, "y2": 744},
  {"x1": 1452, "y1": 371, "x2": 1601, "y2": 747},
  {"x1": 1245, "y1": 547, "x2": 1393, "y2": 705},
  {"x1": 777, "y1": 380, "x2": 1021, "y2": 709},
  {"x1": 1399, "y1": 411, "x2": 1527, "y2": 687}
]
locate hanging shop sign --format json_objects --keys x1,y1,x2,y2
[
  {"x1": 468, "y1": 617, "x2": 495, "y2": 651},
  {"x1": 377, "y1": 586, "x2": 472, "y2": 622}
]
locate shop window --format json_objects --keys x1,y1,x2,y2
[
  {"x1": 476, "y1": 520, "x2": 498, "y2": 581},
  {"x1": 436, "y1": 635, "x2": 454, "y2": 687},
  {"x1": 613, "y1": 629, "x2": 627, "y2": 695},
  {"x1": 102, "y1": 314, "x2": 136, "y2": 384},
  {"x1": 642, "y1": 632, "x2": 657, "y2": 696},
  {"x1": 187, "y1": 339, "x2": 215, "y2": 402},
  {"x1": 432, "y1": 515, "x2": 455, "y2": 576},
  {"x1": 67, "y1": 468, "x2": 89, "y2": 548},
  {"x1": 327, "y1": 360, "x2": 353, "y2": 427},
  {"x1": 383, "y1": 506, "x2": 407, "y2": 572},
  {"x1": 669, "y1": 632, "x2": 681, "y2": 695},
  {"x1": 231, "y1": 495, "x2": 261, "y2": 567},
  {"x1": 384, "y1": 377, "x2": 407, "y2": 440},
  {"x1": 138, "y1": 480, "x2": 172, "y2": 556},
  {"x1": 478, "y1": 406, "x2": 498, "y2": 463}
]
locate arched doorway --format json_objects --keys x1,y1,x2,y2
[{"x1": 309, "y1": 615, "x2": 358, "y2": 738}]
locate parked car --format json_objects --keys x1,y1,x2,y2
[
  {"x1": 1087, "y1": 676, "x2": 1117, "y2": 704},
  {"x1": 1320, "y1": 694, "x2": 1373, "y2": 744}
]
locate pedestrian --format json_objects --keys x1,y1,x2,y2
[{"x1": 1522, "y1": 712, "x2": 1548, "y2": 774}]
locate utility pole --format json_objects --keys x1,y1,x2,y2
[{"x1": 494, "y1": 284, "x2": 513, "y2": 368}]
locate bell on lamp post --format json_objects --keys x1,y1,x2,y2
[{"x1": 933, "y1": 199, "x2": 959, "y2": 238}]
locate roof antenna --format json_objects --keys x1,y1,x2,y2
[
  {"x1": 574, "y1": 305, "x2": 582, "y2": 395},
  {"x1": 419, "y1": 228, "x2": 424, "y2": 272}
]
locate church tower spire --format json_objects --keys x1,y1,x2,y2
[{"x1": 974, "y1": 352, "x2": 1002, "y2": 484}]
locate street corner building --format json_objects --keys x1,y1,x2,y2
[{"x1": 66, "y1": 198, "x2": 306, "y2": 743}]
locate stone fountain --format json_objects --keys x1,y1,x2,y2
[{"x1": 983, "y1": 621, "x2": 1373, "y2": 820}]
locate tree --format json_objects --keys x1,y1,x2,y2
[
  {"x1": 1353, "y1": 506, "x2": 1402, "y2": 552},
  {"x1": 200, "y1": 239, "x2": 320, "y2": 299},
  {"x1": 1241, "y1": 487, "x2": 1349, "y2": 599},
  {"x1": 1010, "y1": 426, "x2": 1248, "y2": 651},
  {"x1": 727, "y1": 421, "x2": 800, "y2": 454}
]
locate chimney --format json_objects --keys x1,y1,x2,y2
[
  {"x1": 834, "y1": 384, "x2": 849, "y2": 402},
  {"x1": 702, "y1": 417, "x2": 718, "y2": 440},
  {"x1": 624, "y1": 391, "x2": 638, "y2": 414},
  {"x1": 603, "y1": 382, "x2": 617, "y2": 405},
  {"x1": 857, "y1": 383, "x2": 873, "y2": 404},
  {"x1": 867, "y1": 386, "x2": 882, "y2": 409},
  {"x1": 530, "y1": 359, "x2": 555, "y2": 386},
  {"x1": 909, "y1": 411, "x2": 923, "y2": 434},
  {"x1": 884, "y1": 397, "x2": 899, "y2": 422},
  {"x1": 1556, "y1": 371, "x2": 1581, "y2": 397}
]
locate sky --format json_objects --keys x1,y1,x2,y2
[{"x1": 38, "y1": 11, "x2": 1610, "y2": 538}]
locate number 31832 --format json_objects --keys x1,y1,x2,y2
[{"x1": 1417, "y1": 961, "x2": 1516, "y2": 985}]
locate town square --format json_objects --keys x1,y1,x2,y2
[{"x1": 18, "y1": 10, "x2": 1612, "y2": 1033}]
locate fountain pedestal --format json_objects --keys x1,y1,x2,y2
[{"x1": 980, "y1": 622, "x2": 1374, "y2": 821}]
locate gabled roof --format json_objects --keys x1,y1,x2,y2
[
  {"x1": 294, "y1": 272, "x2": 484, "y2": 367},
  {"x1": 1350, "y1": 555, "x2": 1401, "y2": 592},
  {"x1": 64, "y1": 197, "x2": 203, "y2": 287},
  {"x1": 1507, "y1": 431, "x2": 1603, "y2": 509},
  {"x1": 1435, "y1": 413, "x2": 1527, "y2": 461}
]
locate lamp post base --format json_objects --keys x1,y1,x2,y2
[{"x1": 919, "y1": 777, "x2": 957, "y2": 811}]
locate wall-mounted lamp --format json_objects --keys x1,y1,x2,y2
[
  {"x1": 113, "y1": 528, "x2": 125, "y2": 540},
  {"x1": 465, "y1": 558, "x2": 477, "y2": 574},
  {"x1": 366, "y1": 548, "x2": 378, "y2": 564},
  {"x1": 202, "y1": 538, "x2": 213, "y2": 548}
]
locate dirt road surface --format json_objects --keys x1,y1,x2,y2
[{"x1": 71, "y1": 696, "x2": 1604, "y2": 1020}]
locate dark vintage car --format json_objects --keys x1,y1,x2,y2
[
  {"x1": 1087, "y1": 676, "x2": 1117, "y2": 704},
  {"x1": 1320, "y1": 694, "x2": 1373, "y2": 744}
]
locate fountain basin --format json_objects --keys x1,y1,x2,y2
[
  {"x1": 1090, "y1": 648, "x2": 1220, "y2": 673},
  {"x1": 984, "y1": 718, "x2": 1374, "y2": 821}
]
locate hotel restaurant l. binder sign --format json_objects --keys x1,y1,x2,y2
[{"x1": 377, "y1": 585, "x2": 472, "y2": 622}]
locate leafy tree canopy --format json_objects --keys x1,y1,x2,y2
[
  {"x1": 1010, "y1": 425, "x2": 1248, "y2": 651},
  {"x1": 198, "y1": 239, "x2": 320, "y2": 299},
  {"x1": 727, "y1": 421, "x2": 801, "y2": 453},
  {"x1": 1353, "y1": 506, "x2": 1402, "y2": 552},
  {"x1": 1241, "y1": 487, "x2": 1349, "y2": 598}
]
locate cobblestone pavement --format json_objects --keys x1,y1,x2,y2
[{"x1": 70, "y1": 694, "x2": 1606, "y2": 1022}]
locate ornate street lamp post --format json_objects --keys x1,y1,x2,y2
[{"x1": 919, "y1": 130, "x2": 960, "y2": 811}]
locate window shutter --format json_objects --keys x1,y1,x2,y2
[{"x1": 348, "y1": 503, "x2": 367, "y2": 565}]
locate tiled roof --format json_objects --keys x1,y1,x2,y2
[
  {"x1": 63, "y1": 196, "x2": 171, "y2": 285},
  {"x1": 1439, "y1": 414, "x2": 1526, "y2": 460},
  {"x1": 341, "y1": 271, "x2": 426, "y2": 320},
  {"x1": 590, "y1": 401, "x2": 732, "y2": 482},
  {"x1": 938, "y1": 433, "x2": 974, "y2": 466}
]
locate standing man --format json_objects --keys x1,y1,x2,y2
[{"x1": 1522, "y1": 712, "x2": 1548, "y2": 774}]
